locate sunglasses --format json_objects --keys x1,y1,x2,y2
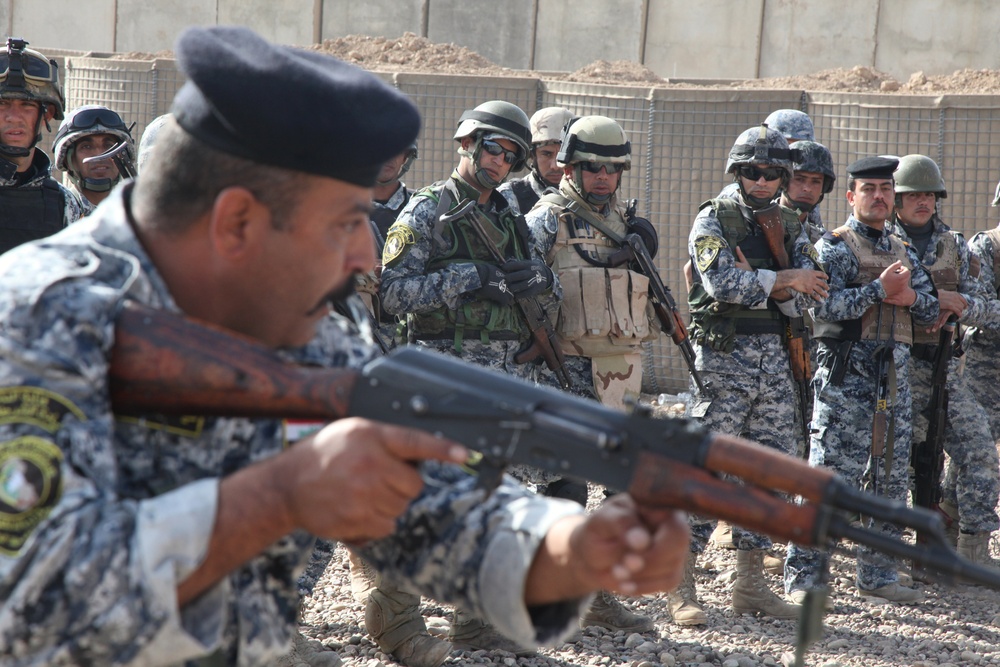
[
  {"x1": 738, "y1": 165, "x2": 784, "y2": 182},
  {"x1": 64, "y1": 107, "x2": 129, "y2": 133},
  {"x1": 580, "y1": 161, "x2": 625, "y2": 174},
  {"x1": 0, "y1": 51, "x2": 55, "y2": 86},
  {"x1": 481, "y1": 139, "x2": 522, "y2": 165}
]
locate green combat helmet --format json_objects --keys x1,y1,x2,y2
[
  {"x1": 0, "y1": 37, "x2": 65, "y2": 160},
  {"x1": 454, "y1": 100, "x2": 531, "y2": 189},
  {"x1": 894, "y1": 153, "x2": 948, "y2": 199},
  {"x1": 557, "y1": 115, "x2": 631, "y2": 205}
]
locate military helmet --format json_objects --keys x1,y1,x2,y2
[
  {"x1": 894, "y1": 154, "x2": 947, "y2": 198},
  {"x1": 136, "y1": 113, "x2": 172, "y2": 172},
  {"x1": 529, "y1": 106, "x2": 575, "y2": 146},
  {"x1": 53, "y1": 105, "x2": 135, "y2": 173},
  {"x1": 0, "y1": 38, "x2": 64, "y2": 120},
  {"x1": 725, "y1": 123, "x2": 795, "y2": 178},
  {"x1": 453, "y1": 100, "x2": 531, "y2": 168},
  {"x1": 763, "y1": 109, "x2": 814, "y2": 142},
  {"x1": 791, "y1": 141, "x2": 836, "y2": 194},
  {"x1": 557, "y1": 115, "x2": 631, "y2": 170}
]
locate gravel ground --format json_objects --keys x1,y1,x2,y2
[{"x1": 290, "y1": 495, "x2": 1000, "y2": 667}]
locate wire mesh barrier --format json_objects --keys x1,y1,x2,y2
[{"x1": 48, "y1": 56, "x2": 1000, "y2": 392}]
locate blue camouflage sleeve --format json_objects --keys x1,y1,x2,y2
[
  {"x1": 689, "y1": 207, "x2": 770, "y2": 307},
  {"x1": 811, "y1": 234, "x2": 883, "y2": 322}
]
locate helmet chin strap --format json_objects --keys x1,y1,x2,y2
[
  {"x1": 0, "y1": 101, "x2": 48, "y2": 160},
  {"x1": 458, "y1": 135, "x2": 503, "y2": 190},
  {"x1": 572, "y1": 165, "x2": 615, "y2": 206},
  {"x1": 736, "y1": 176, "x2": 773, "y2": 210}
]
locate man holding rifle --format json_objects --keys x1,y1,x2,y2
[
  {"x1": 888, "y1": 154, "x2": 998, "y2": 568},
  {"x1": 0, "y1": 27, "x2": 692, "y2": 666},
  {"x1": 786, "y1": 156, "x2": 939, "y2": 604},
  {"x1": 686, "y1": 124, "x2": 828, "y2": 620}
]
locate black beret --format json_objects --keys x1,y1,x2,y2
[
  {"x1": 846, "y1": 156, "x2": 899, "y2": 180},
  {"x1": 170, "y1": 25, "x2": 420, "y2": 187}
]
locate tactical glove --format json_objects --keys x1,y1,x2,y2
[
  {"x1": 475, "y1": 263, "x2": 515, "y2": 305},
  {"x1": 501, "y1": 258, "x2": 554, "y2": 298}
]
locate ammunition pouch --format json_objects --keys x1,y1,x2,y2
[{"x1": 557, "y1": 265, "x2": 658, "y2": 356}]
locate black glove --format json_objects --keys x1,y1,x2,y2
[
  {"x1": 501, "y1": 258, "x2": 554, "y2": 298},
  {"x1": 628, "y1": 215, "x2": 659, "y2": 258},
  {"x1": 475, "y1": 263, "x2": 515, "y2": 305}
]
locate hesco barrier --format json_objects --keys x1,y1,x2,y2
[{"x1": 48, "y1": 54, "x2": 1000, "y2": 392}]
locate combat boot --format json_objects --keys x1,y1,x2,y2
[
  {"x1": 732, "y1": 549, "x2": 799, "y2": 618},
  {"x1": 449, "y1": 609, "x2": 535, "y2": 656},
  {"x1": 580, "y1": 590, "x2": 654, "y2": 632},
  {"x1": 763, "y1": 553, "x2": 784, "y2": 576},
  {"x1": 710, "y1": 522, "x2": 736, "y2": 549},
  {"x1": 348, "y1": 551, "x2": 378, "y2": 604},
  {"x1": 365, "y1": 580, "x2": 452, "y2": 667},
  {"x1": 940, "y1": 500, "x2": 960, "y2": 547},
  {"x1": 958, "y1": 531, "x2": 1000, "y2": 569},
  {"x1": 666, "y1": 551, "x2": 707, "y2": 626}
]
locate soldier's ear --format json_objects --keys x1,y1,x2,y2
[{"x1": 209, "y1": 186, "x2": 272, "y2": 261}]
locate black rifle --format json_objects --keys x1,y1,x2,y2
[
  {"x1": 617, "y1": 200, "x2": 710, "y2": 404},
  {"x1": 911, "y1": 317, "x2": 957, "y2": 542},
  {"x1": 441, "y1": 199, "x2": 572, "y2": 390},
  {"x1": 82, "y1": 133, "x2": 137, "y2": 180}
]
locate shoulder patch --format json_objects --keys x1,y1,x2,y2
[
  {"x1": 694, "y1": 235, "x2": 727, "y2": 273},
  {"x1": 799, "y1": 241, "x2": 822, "y2": 266},
  {"x1": 822, "y1": 230, "x2": 842, "y2": 244},
  {"x1": 0, "y1": 436, "x2": 63, "y2": 556},
  {"x1": 383, "y1": 225, "x2": 417, "y2": 267},
  {"x1": 0, "y1": 387, "x2": 86, "y2": 432}
]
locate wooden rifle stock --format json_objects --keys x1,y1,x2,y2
[{"x1": 755, "y1": 203, "x2": 814, "y2": 455}]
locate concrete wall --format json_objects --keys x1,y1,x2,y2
[{"x1": 21, "y1": 0, "x2": 1000, "y2": 81}]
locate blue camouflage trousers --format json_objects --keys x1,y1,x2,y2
[
  {"x1": 785, "y1": 348, "x2": 913, "y2": 593},
  {"x1": 910, "y1": 356, "x2": 999, "y2": 534}
]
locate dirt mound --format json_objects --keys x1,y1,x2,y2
[
  {"x1": 566, "y1": 59, "x2": 666, "y2": 85},
  {"x1": 307, "y1": 32, "x2": 509, "y2": 76}
]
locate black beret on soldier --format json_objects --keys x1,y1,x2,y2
[
  {"x1": 170, "y1": 25, "x2": 421, "y2": 188},
  {"x1": 846, "y1": 156, "x2": 899, "y2": 181}
]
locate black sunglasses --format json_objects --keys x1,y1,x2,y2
[
  {"x1": 481, "y1": 139, "x2": 522, "y2": 165},
  {"x1": 738, "y1": 165, "x2": 784, "y2": 182},
  {"x1": 580, "y1": 161, "x2": 625, "y2": 174}
]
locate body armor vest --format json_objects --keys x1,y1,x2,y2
[
  {"x1": 911, "y1": 229, "x2": 958, "y2": 346},
  {"x1": 812, "y1": 225, "x2": 913, "y2": 345},
  {"x1": 370, "y1": 188, "x2": 411, "y2": 241},
  {"x1": 688, "y1": 198, "x2": 802, "y2": 352},
  {"x1": 0, "y1": 179, "x2": 66, "y2": 255},
  {"x1": 540, "y1": 184, "x2": 656, "y2": 357},
  {"x1": 408, "y1": 179, "x2": 530, "y2": 348},
  {"x1": 509, "y1": 178, "x2": 540, "y2": 216}
]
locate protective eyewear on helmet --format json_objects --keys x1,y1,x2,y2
[
  {"x1": 738, "y1": 165, "x2": 783, "y2": 182},
  {"x1": 481, "y1": 139, "x2": 522, "y2": 165},
  {"x1": 0, "y1": 50, "x2": 55, "y2": 85},
  {"x1": 66, "y1": 107, "x2": 129, "y2": 133},
  {"x1": 580, "y1": 161, "x2": 625, "y2": 174}
]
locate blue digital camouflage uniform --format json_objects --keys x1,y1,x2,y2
[
  {"x1": 784, "y1": 216, "x2": 939, "y2": 594},
  {"x1": 380, "y1": 170, "x2": 552, "y2": 379},
  {"x1": 0, "y1": 185, "x2": 588, "y2": 666},
  {"x1": 963, "y1": 227, "x2": 1000, "y2": 439},
  {"x1": 891, "y1": 217, "x2": 999, "y2": 535},
  {"x1": 687, "y1": 198, "x2": 821, "y2": 553}
]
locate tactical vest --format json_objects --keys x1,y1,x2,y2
[
  {"x1": 540, "y1": 186, "x2": 657, "y2": 357},
  {"x1": 911, "y1": 230, "x2": 959, "y2": 346},
  {"x1": 812, "y1": 226, "x2": 913, "y2": 345},
  {"x1": 688, "y1": 198, "x2": 802, "y2": 353},
  {"x1": 0, "y1": 180, "x2": 66, "y2": 255},
  {"x1": 407, "y1": 182, "x2": 530, "y2": 349},
  {"x1": 509, "y1": 178, "x2": 540, "y2": 216},
  {"x1": 370, "y1": 188, "x2": 411, "y2": 241}
]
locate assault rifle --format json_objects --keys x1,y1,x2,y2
[
  {"x1": 867, "y1": 303, "x2": 897, "y2": 507},
  {"x1": 616, "y1": 200, "x2": 709, "y2": 403},
  {"x1": 109, "y1": 301, "x2": 1000, "y2": 594},
  {"x1": 441, "y1": 199, "x2": 572, "y2": 390},
  {"x1": 911, "y1": 317, "x2": 957, "y2": 543},
  {"x1": 753, "y1": 203, "x2": 814, "y2": 458}
]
